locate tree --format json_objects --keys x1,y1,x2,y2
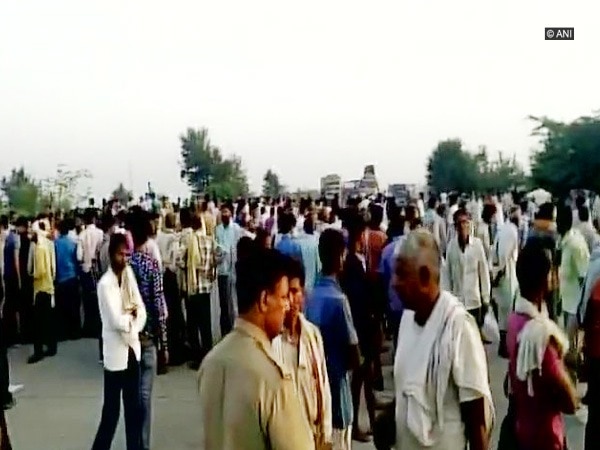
[
  {"x1": 1, "y1": 167, "x2": 40, "y2": 216},
  {"x1": 180, "y1": 127, "x2": 249, "y2": 199},
  {"x1": 530, "y1": 114, "x2": 600, "y2": 197},
  {"x1": 262, "y1": 169, "x2": 284, "y2": 198},
  {"x1": 41, "y1": 164, "x2": 92, "y2": 211},
  {"x1": 426, "y1": 139, "x2": 479, "y2": 194},
  {"x1": 111, "y1": 182, "x2": 133, "y2": 205}
]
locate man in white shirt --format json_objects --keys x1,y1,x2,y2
[
  {"x1": 78, "y1": 209, "x2": 104, "y2": 338},
  {"x1": 93, "y1": 232, "x2": 147, "y2": 450},
  {"x1": 445, "y1": 209, "x2": 491, "y2": 326},
  {"x1": 392, "y1": 230, "x2": 493, "y2": 450}
]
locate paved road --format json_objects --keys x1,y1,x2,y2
[{"x1": 4, "y1": 339, "x2": 586, "y2": 449}]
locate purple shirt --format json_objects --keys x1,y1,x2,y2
[
  {"x1": 130, "y1": 251, "x2": 168, "y2": 350},
  {"x1": 378, "y1": 237, "x2": 404, "y2": 313}
]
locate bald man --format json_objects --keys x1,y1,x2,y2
[{"x1": 391, "y1": 230, "x2": 494, "y2": 450}]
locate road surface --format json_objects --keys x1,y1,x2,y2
[{"x1": 4, "y1": 339, "x2": 586, "y2": 449}]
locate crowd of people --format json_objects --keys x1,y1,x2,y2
[{"x1": 0, "y1": 189, "x2": 599, "y2": 449}]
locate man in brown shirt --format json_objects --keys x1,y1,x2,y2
[{"x1": 197, "y1": 248, "x2": 315, "y2": 450}]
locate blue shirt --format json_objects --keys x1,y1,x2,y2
[
  {"x1": 296, "y1": 233, "x2": 321, "y2": 292},
  {"x1": 378, "y1": 237, "x2": 404, "y2": 313},
  {"x1": 3, "y1": 232, "x2": 20, "y2": 279},
  {"x1": 275, "y1": 234, "x2": 303, "y2": 263},
  {"x1": 305, "y1": 276, "x2": 358, "y2": 429},
  {"x1": 215, "y1": 223, "x2": 240, "y2": 276},
  {"x1": 54, "y1": 235, "x2": 78, "y2": 284}
]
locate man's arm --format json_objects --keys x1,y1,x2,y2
[
  {"x1": 340, "y1": 295, "x2": 361, "y2": 370},
  {"x1": 460, "y1": 398, "x2": 489, "y2": 450},
  {"x1": 477, "y1": 241, "x2": 491, "y2": 306}
]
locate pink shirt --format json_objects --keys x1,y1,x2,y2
[{"x1": 507, "y1": 313, "x2": 565, "y2": 450}]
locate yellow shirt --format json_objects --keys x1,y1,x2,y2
[
  {"x1": 198, "y1": 318, "x2": 315, "y2": 450},
  {"x1": 28, "y1": 234, "x2": 56, "y2": 297}
]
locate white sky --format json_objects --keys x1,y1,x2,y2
[{"x1": 1, "y1": 0, "x2": 598, "y2": 199}]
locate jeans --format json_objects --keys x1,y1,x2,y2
[
  {"x1": 92, "y1": 348, "x2": 141, "y2": 450},
  {"x1": 140, "y1": 340, "x2": 156, "y2": 450},
  {"x1": 186, "y1": 294, "x2": 213, "y2": 363},
  {"x1": 33, "y1": 292, "x2": 57, "y2": 357},
  {"x1": 217, "y1": 275, "x2": 232, "y2": 336},
  {"x1": 586, "y1": 358, "x2": 600, "y2": 450}
]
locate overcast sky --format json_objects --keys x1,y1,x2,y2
[{"x1": 1, "y1": 0, "x2": 598, "y2": 200}]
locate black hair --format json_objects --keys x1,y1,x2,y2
[
  {"x1": 129, "y1": 209, "x2": 150, "y2": 247},
  {"x1": 236, "y1": 248, "x2": 290, "y2": 314},
  {"x1": 319, "y1": 229, "x2": 346, "y2": 276},
  {"x1": 481, "y1": 204, "x2": 497, "y2": 225},
  {"x1": 579, "y1": 206, "x2": 590, "y2": 223},
  {"x1": 109, "y1": 232, "x2": 128, "y2": 258},
  {"x1": 286, "y1": 256, "x2": 306, "y2": 287},
  {"x1": 15, "y1": 217, "x2": 28, "y2": 228},
  {"x1": 236, "y1": 236, "x2": 256, "y2": 262},
  {"x1": 517, "y1": 241, "x2": 552, "y2": 299},
  {"x1": 101, "y1": 214, "x2": 116, "y2": 233},
  {"x1": 0, "y1": 215, "x2": 8, "y2": 229},
  {"x1": 58, "y1": 220, "x2": 70, "y2": 236},
  {"x1": 536, "y1": 202, "x2": 554, "y2": 221},
  {"x1": 427, "y1": 196, "x2": 437, "y2": 210},
  {"x1": 180, "y1": 208, "x2": 192, "y2": 229},
  {"x1": 556, "y1": 205, "x2": 573, "y2": 236},
  {"x1": 278, "y1": 212, "x2": 296, "y2": 234},
  {"x1": 453, "y1": 208, "x2": 469, "y2": 224},
  {"x1": 368, "y1": 204, "x2": 383, "y2": 228}
]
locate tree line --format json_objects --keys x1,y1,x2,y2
[
  {"x1": 426, "y1": 113, "x2": 600, "y2": 198},
  {"x1": 3, "y1": 113, "x2": 600, "y2": 215}
]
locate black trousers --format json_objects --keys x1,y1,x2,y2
[
  {"x1": 217, "y1": 275, "x2": 232, "y2": 336},
  {"x1": 32, "y1": 292, "x2": 57, "y2": 357},
  {"x1": 81, "y1": 271, "x2": 101, "y2": 338},
  {"x1": 186, "y1": 294, "x2": 213, "y2": 363},
  {"x1": 92, "y1": 348, "x2": 141, "y2": 450},
  {"x1": 586, "y1": 357, "x2": 600, "y2": 450},
  {"x1": 164, "y1": 270, "x2": 185, "y2": 363},
  {"x1": 56, "y1": 278, "x2": 81, "y2": 340},
  {"x1": 0, "y1": 321, "x2": 11, "y2": 406},
  {"x1": 1, "y1": 276, "x2": 20, "y2": 346}
]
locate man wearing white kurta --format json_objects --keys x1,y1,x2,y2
[
  {"x1": 393, "y1": 230, "x2": 494, "y2": 450},
  {"x1": 445, "y1": 209, "x2": 491, "y2": 326},
  {"x1": 494, "y1": 208, "x2": 520, "y2": 357}
]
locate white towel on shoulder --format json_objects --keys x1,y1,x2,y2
[
  {"x1": 514, "y1": 296, "x2": 569, "y2": 396},
  {"x1": 402, "y1": 291, "x2": 494, "y2": 446}
]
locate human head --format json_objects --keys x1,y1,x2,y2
[
  {"x1": 278, "y1": 212, "x2": 296, "y2": 235},
  {"x1": 556, "y1": 205, "x2": 572, "y2": 236},
  {"x1": 536, "y1": 202, "x2": 555, "y2": 221},
  {"x1": 393, "y1": 230, "x2": 441, "y2": 315},
  {"x1": 319, "y1": 229, "x2": 346, "y2": 276},
  {"x1": 368, "y1": 204, "x2": 383, "y2": 229},
  {"x1": 427, "y1": 196, "x2": 438, "y2": 210},
  {"x1": 179, "y1": 208, "x2": 192, "y2": 229},
  {"x1": 84, "y1": 208, "x2": 96, "y2": 226},
  {"x1": 509, "y1": 206, "x2": 521, "y2": 227},
  {"x1": 481, "y1": 203, "x2": 497, "y2": 225},
  {"x1": 101, "y1": 214, "x2": 116, "y2": 234},
  {"x1": 129, "y1": 209, "x2": 150, "y2": 248},
  {"x1": 15, "y1": 217, "x2": 28, "y2": 234},
  {"x1": 579, "y1": 206, "x2": 590, "y2": 223},
  {"x1": 236, "y1": 248, "x2": 291, "y2": 340},
  {"x1": 453, "y1": 208, "x2": 471, "y2": 241},
  {"x1": 165, "y1": 212, "x2": 176, "y2": 230},
  {"x1": 255, "y1": 227, "x2": 272, "y2": 249},
  {"x1": 347, "y1": 218, "x2": 366, "y2": 254},
  {"x1": 284, "y1": 258, "x2": 306, "y2": 328},
  {"x1": 517, "y1": 241, "x2": 552, "y2": 305},
  {"x1": 236, "y1": 236, "x2": 256, "y2": 262},
  {"x1": 58, "y1": 219, "x2": 70, "y2": 236},
  {"x1": 221, "y1": 204, "x2": 233, "y2": 226},
  {"x1": 109, "y1": 232, "x2": 129, "y2": 275},
  {"x1": 191, "y1": 213, "x2": 204, "y2": 232},
  {"x1": 303, "y1": 213, "x2": 316, "y2": 235}
]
